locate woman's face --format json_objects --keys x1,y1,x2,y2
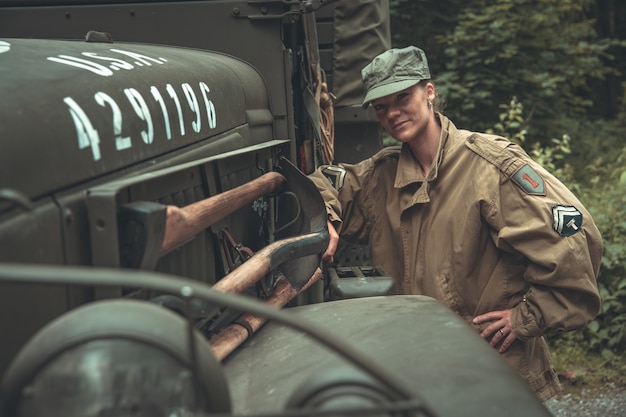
[{"x1": 371, "y1": 83, "x2": 435, "y2": 144}]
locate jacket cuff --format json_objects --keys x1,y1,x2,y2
[{"x1": 511, "y1": 295, "x2": 543, "y2": 340}]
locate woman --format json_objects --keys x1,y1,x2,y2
[{"x1": 309, "y1": 46, "x2": 602, "y2": 400}]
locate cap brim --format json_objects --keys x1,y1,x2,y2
[{"x1": 362, "y1": 79, "x2": 421, "y2": 109}]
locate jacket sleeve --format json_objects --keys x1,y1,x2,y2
[
  {"x1": 487, "y1": 146, "x2": 602, "y2": 340},
  {"x1": 307, "y1": 159, "x2": 375, "y2": 244}
]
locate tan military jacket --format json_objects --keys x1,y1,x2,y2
[{"x1": 309, "y1": 113, "x2": 602, "y2": 400}]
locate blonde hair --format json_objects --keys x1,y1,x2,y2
[{"x1": 418, "y1": 79, "x2": 445, "y2": 113}]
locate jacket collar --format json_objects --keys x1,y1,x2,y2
[{"x1": 394, "y1": 112, "x2": 453, "y2": 189}]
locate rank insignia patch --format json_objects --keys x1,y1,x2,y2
[
  {"x1": 321, "y1": 165, "x2": 347, "y2": 191},
  {"x1": 512, "y1": 164, "x2": 546, "y2": 195},
  {"x1": 552, "y1": 205, "x2": 583, "y2": 236}
]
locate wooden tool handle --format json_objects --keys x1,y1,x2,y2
[
  {"x1": 161, "y1": 171, "x2": 286, "y2": 255},
  {"x1": 209, "y1": 268, "x2": 323, "y2": 361}
]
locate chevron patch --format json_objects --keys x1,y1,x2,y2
[
  {"x1": 552, "y1": 205, "x2": 583, "y2": 236},
  {"x1": 321, "y1": 165, "x2": 347, "y2": 191}
]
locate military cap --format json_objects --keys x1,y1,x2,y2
[{"x1": 361, "y1": 46, "x2": 431, "y2": 108}]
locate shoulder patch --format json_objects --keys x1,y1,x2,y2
[
  {"x1": 465, "y1": 135, "x2": 547, "y2": 195},
  {"x1": 552, "y1": 205, "x2": 583, "y2": 236},
  {"x1": 321, "y1": 165, "x2": 346, "y2": 191},
  {"x1": 512, "y1": 164, "x2": 546, "y2": 195}
]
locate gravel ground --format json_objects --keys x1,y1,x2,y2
[{"x1": 544, "y1": 384, "x2": 626, "y2": 417}]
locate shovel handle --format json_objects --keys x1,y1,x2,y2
[
  {"x1": 211, "y1": 232, "x2": 325, "y2": 293},
  {"x1": 210, "y1": 268, "x2": 323, "y2": 361},
  {"x1": 161, "y1": 171, "x2": 287, "y2": 255}
]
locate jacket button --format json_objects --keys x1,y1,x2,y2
[{"x1": 468, "y1": 136, "x2": 475, "y2": 144}]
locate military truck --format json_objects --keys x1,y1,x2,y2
[{"x1": 0, "y1": 1, "x2": 553, "y2": 416}]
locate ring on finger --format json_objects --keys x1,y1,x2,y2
[{"x1": 498, "y1": 329, "x2": 504, "y2": 335}]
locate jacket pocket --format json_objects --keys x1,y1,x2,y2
[{"x1": 434, "y1": 272, "x2": 472, "y2": 319}]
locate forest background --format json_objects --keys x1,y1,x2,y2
[{"x1": 389, "y1": 0, "x2": 626, "y2": 388}]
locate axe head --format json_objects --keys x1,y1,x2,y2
[
  {"x1": 118, "y1": 201, "x2": 167, "y2": 270},
  {"x1": 274, "y1": 157, "x2": 328, "y2": 290}
]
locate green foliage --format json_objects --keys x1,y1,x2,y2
[
  {"x1": 549, "y1": 334, "x2": 626, "y2": 389},
  {"x1": 488, "y1": 97, "x2": 575, "y2": 181},
  {"x1": 391, "y1": 0, "x2": 626, "y2": 146},
  {"x1": 487, "y1": 96, "x2": 528, "y2": 144},
  {"x1": 577, "y1": 148, "x2": 626, "y2": 357}
]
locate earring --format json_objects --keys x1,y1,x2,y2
[{"x1": 428, "y1": 101, "x2": 433, "y2": 109}]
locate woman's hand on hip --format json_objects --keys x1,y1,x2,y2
[{"x1": 473, "y1": 309, "x2": 518, "y2": 353}]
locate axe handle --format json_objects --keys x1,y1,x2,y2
[
  {"x1": 210, "y1": 268, "x2": 323, "y2": 361},
  {"x1": 160, "y1": 171, "x2": 286, "y2": 255},
  {"x1": 211, "y1": 233, "x2": 321, "y2": 293}
]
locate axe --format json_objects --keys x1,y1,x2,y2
[
  {"x1": 118, "y1": 171, "x2": 287, "y2": 271},
  {"x1": 118, "y1": 157, "x2": 328, "y2": 292}
]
